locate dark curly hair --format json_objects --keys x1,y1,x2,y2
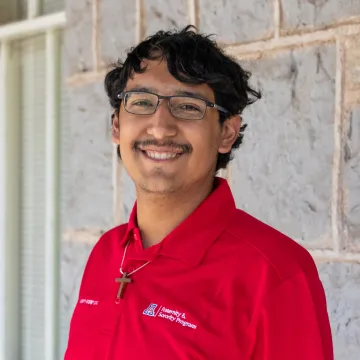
[{"x1": 104, "y1": 25, "x2": 261, "y2": 171}]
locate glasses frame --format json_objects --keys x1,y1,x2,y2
[{"x1": 117, "y1": 90, "x2": 229, "y2": 120}]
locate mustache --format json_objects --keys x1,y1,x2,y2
[{"x1": 133, "y1": 139, "x2": 192, "y2": 153}]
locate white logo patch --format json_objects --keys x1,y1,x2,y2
[{"x1": 142, "y1": 303, "x2": 197, "y2": 329}]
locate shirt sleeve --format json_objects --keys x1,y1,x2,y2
[{"x1": 251, "y1": 271, "x2": 334, "y2": 360}]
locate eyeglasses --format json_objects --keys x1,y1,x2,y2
[{"x1": 117, "y1": 91, "x2": 229, "y2": 120}]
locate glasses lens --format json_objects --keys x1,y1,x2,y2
[
  {"x1": 169, "y1": 97, "x2": 206, "y2": 120},
  {"x1": 125, "y1": 92, "x2": 158, "y2": 115}
]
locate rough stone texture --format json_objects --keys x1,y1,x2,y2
[
  {"x1": 62, "y1": 81, "x2": 113, "y2": 229},
  {"x1": 282, "y1": 0, "x2": 360, "y2": 33},
  {"x1": 64, "y1": 0, "x2": 93, "y2": 76},
  {"x1": 60, "y1": 230, "x2": 102, "y2": 357},
  {"x1": 198, "y1": 0, "x2": 274, "y2": 44},
  {"x1": 318, "y1": 262, "x2": 360, "y2": 360},
  {"x1": 99, "y1": 0, "x2": 137, "y2": 67},
  {"x1": 343, "y1": 36, "x2": 360, "y2": 250},
  {"x1": 120, "y1": 167, "x2": 136, "y2": 222},
  {"x1": 59, "y1": 1, "x2": 360, "y2": 359},
  {"x1": 143, "y1": 0, "x2": 188, "y2": 38},
  {"x1": 232, "y1": 44, "x2": 336, "y2": 246},
  {"x1": 344, "y1": 107, "x2": 360, "y2": 250}
]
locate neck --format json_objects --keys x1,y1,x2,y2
[{"x1": 136, "y1": 177, "x2": 215, "y2": 248}]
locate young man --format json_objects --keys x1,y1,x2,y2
[{"x1": 65, "y1": 26, "x2": 333, "y2": 359}]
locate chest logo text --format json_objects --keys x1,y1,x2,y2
[{"x1": 143, "y1": 303, "x2": 197, "y2": 329}]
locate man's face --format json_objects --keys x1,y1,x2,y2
[{"x1": 113, "y1": 59, "x2": 240, "y2": 195}]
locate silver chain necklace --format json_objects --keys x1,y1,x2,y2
[
  {"x1": 120, "y1": 239, "x2": 151, "y2": 276},
  {"x1": 115, "y1": 239, "x2": 151, "y2": 302}
]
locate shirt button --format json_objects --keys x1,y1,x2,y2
[{"x1": 128, "y1": 267, "x2": 135, "y2": 272}]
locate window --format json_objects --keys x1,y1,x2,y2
[{"x1": 0, "y1": 1, "x2": 66, "y2": 359}]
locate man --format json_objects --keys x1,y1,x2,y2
[{"x1": 65, "y1": 26, "x2": 333, "y2": 359}]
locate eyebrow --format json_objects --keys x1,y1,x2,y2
[{"x1": 126, "y1": 86, "x2": 211, "y2": 102}]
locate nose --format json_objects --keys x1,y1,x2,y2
[{"x1": 146, "y1": 100, "x2": 177, "y2": 139}]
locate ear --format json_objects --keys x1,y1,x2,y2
[
  {"x1": 112, "y1": 112, "x2": 120, "y2": 145},
  {"x1": 218, "y1": 115, "x2": 242, "y2": 154}
]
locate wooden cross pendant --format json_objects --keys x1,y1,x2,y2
[{"x1": 115, "y1": 272, "x2": 132, "y2": 300}]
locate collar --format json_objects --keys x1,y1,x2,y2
[{"x1": 121, "y1": 177, "x2": 237, "y2": 267}]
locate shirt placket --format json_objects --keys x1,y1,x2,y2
[{"x1": 102, "y1": 232, "x2": 157, "y2": 359}]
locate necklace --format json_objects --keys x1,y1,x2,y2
[{"x1": 115, "y1": 239, "x2": 150, "y2": 302}]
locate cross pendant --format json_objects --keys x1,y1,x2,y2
[{"x1": 115, "y1": 272, "x2": 132, "y2": 300}]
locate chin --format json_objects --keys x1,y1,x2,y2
[{"x1": 138, "y1": 177, "x2": 181, "y2": 195}]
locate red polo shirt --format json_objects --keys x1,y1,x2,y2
[{"x1": 65, "y1": 178, "x2": 333, "y2": 360}]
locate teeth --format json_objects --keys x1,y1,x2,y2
[{"x1": 145, "y1": 151, "x2": 179, "y2": 160}]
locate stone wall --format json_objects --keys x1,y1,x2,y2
[{"x1": 61, "y1": 0, "x2": 360, "y2": 358}]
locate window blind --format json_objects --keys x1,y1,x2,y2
[{"x1": 18, "y1": 33, "x2": 47, "y2": 360}]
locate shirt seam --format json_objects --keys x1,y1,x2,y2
[{"x1": 224, "y1": 228, "x2": 285, "y2": 281}]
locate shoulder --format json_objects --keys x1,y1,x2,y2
[
  {"x1": 96, "y1": 223, "x2": 128, "y2": 245},
  {"x1": 224, "y1": 209, "x2": 318, "y2": 281}
]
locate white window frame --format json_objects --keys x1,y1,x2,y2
[{"x1": 0, "y1": 2, "x2": 65, "y2": 359}]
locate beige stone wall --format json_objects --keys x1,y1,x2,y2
[{"x1": 62, "y1": 1, "x2": 360, "y2": 358}]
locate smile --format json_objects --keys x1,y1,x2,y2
[{"x1": 142, "y1": 150, "x2": 182, "y2": 161}]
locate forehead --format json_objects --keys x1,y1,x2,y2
[{"x1": 125, "y1": 59, "x2": 215, "y2": 101}]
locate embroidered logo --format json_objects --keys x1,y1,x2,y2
[
  {"x1": 143, "y1": 303, "x2": 158, "y2": 317},
  {"x1": 142, "y1": 303, "x2": 197, "y2": 329}
]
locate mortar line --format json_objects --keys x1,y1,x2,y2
[
  {"x1": 136, "y1": 0, "x2": 145, "y2": 43},
  {"x1": 187, "y1": 0, "x2": 198, "y2": 28},
  {"x1": 310, "y1": 249, "x2": 360, "y2": 264},
  {"x1": 332, "y1": 36, "x2": 346, "y2": 254},
  {"x1": 226, "y1": 22, "x2": 360, "y2": 58},
  {"x1": 66, "y1": 69, "x2": 107, "y2": 87},
  {"x1": 63, "y1": 228, "x2": 106, "y2": 244},
  {"x1": 111, "y1": 0, "x2": 136, "y2": 226},
  {"x1": 274, "y1": 0, "x2": 281, "y2": 38},
  {"x1": 113, "y1": 0, "x2": 145, "y2": 225},
  {"x1": 68, "y1": 22, "x2": 360, "y2": 85},
  {"x1": 92, "y1": 0, "x2": 101, "y2": 71}
]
